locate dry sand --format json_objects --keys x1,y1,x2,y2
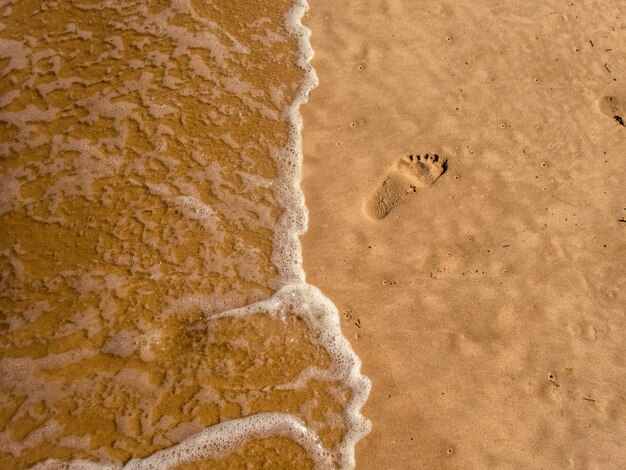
[{"x1": 301, "y1": 1, "x2": 626, "y2": 468}]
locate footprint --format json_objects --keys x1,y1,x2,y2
[
  {"x1": 364, "y1": 153, "x2": 447, "y2": 219},
  {"x1": 598, "y1": 95, "x2": 625, "y2": 126}
]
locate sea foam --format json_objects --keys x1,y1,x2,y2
[{"x1": 0, "y1": 0, "x2": 370, "y2": 468}]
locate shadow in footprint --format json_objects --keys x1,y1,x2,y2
[
  {"x1": 364, "y1": 153, "x2": 447, "y2": 220},
  {"x1": 598, "y1": 96, "x2": 625, "y2": 127}
]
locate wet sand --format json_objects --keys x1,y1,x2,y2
[
  {"x1": 302, "y1": 0, "x2": 626, "y2": 468},
  {"x1": 0, "y1": 1, "x2": 368, "y2": 468}
]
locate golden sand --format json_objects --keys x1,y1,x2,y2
[{"x1": 301, "y1": 0, "x2": 626, "y2": 467}]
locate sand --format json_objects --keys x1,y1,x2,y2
[
  {"x1": 1, "y1": 0, "x2": 624, "y2": 467},
  {"x1": 301, "y1": 0, "x2": 626, "y2": 468}
]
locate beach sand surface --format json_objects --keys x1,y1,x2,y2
[{"x1": 302, "y1": 1, "x2": 626, "y2": 468}]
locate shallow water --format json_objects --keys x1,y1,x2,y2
[{"x1": 0, "y1": 0, "x2": 369, "y2": 468}]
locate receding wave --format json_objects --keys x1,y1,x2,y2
[{"x1": 0, "y1": 0, "x2": 369, "y2": 468}]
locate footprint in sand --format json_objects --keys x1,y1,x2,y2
[
  {"x1": 598, "y1": 95, "x2": 625, "y2": 126},
  {"x1": 364, "y1": 153, "x2": 447, "y2": 220}
]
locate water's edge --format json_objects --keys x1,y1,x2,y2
[{"x1": 33, "y1": 1, "x2": 371, "y2": 468}]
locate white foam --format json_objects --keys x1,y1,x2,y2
[
  {"x1": 211, "y1": 285, "x2": 372, "y2": 469},
  {"x1": 267, "y1": 0, "x2": 319, "y2": 288},
  {"x1": 33, "y1": 414, "x2": 332, "y2": 470}
]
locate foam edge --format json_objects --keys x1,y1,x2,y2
[{"x1": 268, "y1": 0, "x2": 318, "y2": 286}]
